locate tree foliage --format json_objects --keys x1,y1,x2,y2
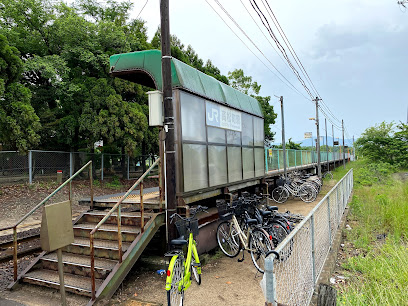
[
  {"x1": 227, "y1": 68, "x2": 277, "y2": 142},
  {"x1": 355, "y1": 121, "x2": 408, "y2": 168},
  {"x1": 0, "y1": 34, "x2": 40, "y2": 152}
]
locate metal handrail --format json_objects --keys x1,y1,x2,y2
[
  {"x1": 0, "y1": 160, "x2": 93, "y2": 282},
  {"x1": 89, "y1": 158, "x2": 160, "y2": 301}
]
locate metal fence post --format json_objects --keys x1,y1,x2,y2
[
  {"x1": 69, "y1": 152, "x2": 73, "y2": 177},
  {"x1": 277, "y1": 150, "x2": 280, "y2": 170},
  {"x1": 127, "y1": 155, "x2": 130, "y2": 180},
  {"x1": 28, "y1": 150, "x2": 33, "y2": 184},
  {"x1": 327, "y1": 197, "x2": 332, "y2": 244},
  {"x1": 265, "y1": 149, "x2": 268, "y2": 173},
  {"x1": 101, "y1": 154, "x2": 104, "y2": 181},
  {"x1": 311, "y1": 215, "x2": 316, "y2": 284},
  {"x1": 265, "y1": 255, "x2": 277, "y2": 306}
]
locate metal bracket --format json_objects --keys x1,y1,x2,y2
[{"x1": 162, "y1": 55, "x2": 173, "y2": 59}]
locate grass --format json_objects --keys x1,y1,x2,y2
[
  {"x1": 104, "y1": 176, "x2": 123, "y2": 189},
  {"x1": 334, "y1": 159, "x2": 408, "y2": 305}
]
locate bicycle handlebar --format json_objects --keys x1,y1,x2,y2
[{"x1": 169, "y1": 205, "x2": 208, "y2": 223}]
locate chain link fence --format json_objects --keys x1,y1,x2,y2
[
  {"x1": 262, "y1": 168, "x2": 354, "y2": 305},
  {"x1": 0, "y1": 150, "x2": 156, "y2": 184}
]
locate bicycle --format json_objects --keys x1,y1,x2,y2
[
  {"x1": 216, "y1": 201, "x2": 274, "y2": 273},
  {"x1": 165, "y1": 205, "x2": 208, "y2": 306},
  {"x1": 271, "y1": 178, "x2": 317, "y2": 204},
  {"x1": 323, "y1": 171, "x2": 333, "y2": 180}
]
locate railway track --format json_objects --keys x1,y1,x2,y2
[{"x1": 0, "y1": 229, "x2": 41, "y2": 263}]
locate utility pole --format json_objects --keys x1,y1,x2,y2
[
  {"x1": 342, "y1": 119, "x2": 346, "y2": 169},
  {"x1": 160, "y1": 0, "x2": 177, "y2": 244},
  {"x1": 325, "y1": 118, "x2": 329, "y2": 171},
  {"x1": 314, "y1": 97, "x2": 322, "y2": 178},
  {"x1": 280, "y1": 96, "x2": 287, "y2": 178},
  {"x1": 332, "y1": 125, "x2": 335, "y2": 168}
]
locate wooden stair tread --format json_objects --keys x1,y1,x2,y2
[
  {"x1": 72, "y1": 237, "x2": 131, "y2": 250},
  {"x1": 42, "y1": 252, "x2": 117, "y2": 271},
  {"x1": 23, "y1": 269, "x2": 103, "y2": 294},
  {"x1": 74, "y1": 223, "x2": 141, "y2": 233},
  {"x1": 85, "y1": 211, "x2": 152, "y2": 218}
]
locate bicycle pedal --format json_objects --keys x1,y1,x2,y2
[{"x1": 192, "y1": 263, "x2": 201, "y2": 267}]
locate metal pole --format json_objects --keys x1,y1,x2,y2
[
  {"x1": 69, "y1": 152, "x2": 73, "y2": 177},
  {"x1": 325, "y1": 118, "x2": 329, "y2": 171},
  {"x1": 280, "y1": 96, "x2": 287, "y2": 178},
  {"x1": 332, "y1": 125, "x2": 335, "y2": 169},
  {"x1": 101, "y1": 154, "x2": 104, "y2": 181},
  {"x1": 342, "y1": 119, "x2": 346, "y2": 169},
  {"x1": 161, "y1": 0, "x2": 177, "y2": 244},
  {"x1": 28, "y1": 150, "x2": 32, "y2": 184},
  {"x1": 311, "y1": 214, "x2": 316, "y2": 283},
  {"x1": 57, "y1": 248, "x2": 67, "y2": 306},
  {"x1": 314, "y1": 97, "x2": 322, "y2": 178},
  {"x1": 127, "y1": 155, "x2": 130, "y2": 180},
  {"x1": 265, "y1": 255, "x2": 277, "y2": 306}
]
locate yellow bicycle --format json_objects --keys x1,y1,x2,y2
[{"x1": 165, "y1": 205, "x2": 207, "y2": 306}]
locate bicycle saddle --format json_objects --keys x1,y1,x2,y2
[
  {"x1": 259, "y1": 210, "x2": 272, "y2": 217},
  {"x1": 246, "y1": 217, "x2": 258, "y2": 225},
  {"x1": 267, "y1": 205, "x2": 279, "y2": 211},
  {"x1": 170, "y1": 236, "x2": 188, "y2": 246}
]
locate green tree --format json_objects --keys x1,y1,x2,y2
[
  {"x1": 355, "y1": 121, "x2": 408, "y2": 167},
  {"x1": 227, "y1": 68, "x2": 277, "y2": 142},
  {"x1": 0, "y1": 34, "x2": 40, "y2": 152}
]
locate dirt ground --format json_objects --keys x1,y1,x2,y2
[{"x1": 0, "y1": 179, "x2": 337, "y2": 306}]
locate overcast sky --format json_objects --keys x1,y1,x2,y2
[{"x1": 128, "y1": 0, "x2": 408, "y2": 143}]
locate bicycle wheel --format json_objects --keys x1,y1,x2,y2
[
  {"x1": 271, "y1": 186, "x2": 289, "y2": 204},
  {"x1": 191, "y1": 245, "x2": 201, "y2": 285},
  {"x1": 167, "y1": 255, "x2": 184, "y2": 306},
  {"x1": 323, "y1": 171, "x2": 333, "y2": 180},
  {"x1": 299, "y1": 185, "x2": 317, "y2": 203},
  {"x1": 249, "y1": 228, "x2": 274, "y2": 273},
  {"x1": 216, "y1": 221, "x2": 240, "y2": 258},
  {"x1": 267, "y1": 222, "x2": 289, "y2": 247}
]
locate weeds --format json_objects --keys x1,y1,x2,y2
[
  {"x1": 336, "y1": 159, "x2": 408, "y2": 304},
  {"x1": 105, "y1": 176, "x2": 123, "y2": 189}
]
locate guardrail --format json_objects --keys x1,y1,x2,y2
[
  {"x1": 263, "y1": 168, "x2": 353, "y2": 305},
  {"x1": 89, "y1": 158, "x2": 161, "y2": 301},
  {"x1": 265, "y1": 148, "x2": 352, "y2": 172},
  {"x1": 0, "y1": 161, "x2": 94, "y2": 282}
]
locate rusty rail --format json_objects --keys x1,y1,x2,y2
[
  {"x1": 0, "y1": 161, "x2": 93, "y2": 282},
  {"x1": 89, "y1": 158, "x2": 160, "y2": 301}
]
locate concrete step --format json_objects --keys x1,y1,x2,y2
[
  {"x1": 73, "y1": 223, "x2": 140, "y2": 242},
  {"x1": 63, "y1": 237, "x2": 131, "y2": 260},
  {"x1": 41, "y1": 252, "x2": 117, "y2": 279},
  {"x1": 22, "y1": 269, "x2": 103, "y2": 297}
]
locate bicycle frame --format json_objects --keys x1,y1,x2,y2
[
  {"x1": 231, "y1": 215, "x2": 257, "y2": 252},
  {"x1": 165, "y1": 232, "x2": 200, "y2": 292}
]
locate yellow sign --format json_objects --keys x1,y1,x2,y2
[
  {"x1": 40, "y1": 200, "x2": 74, "y2": 252},
  {"x1": 268, "y1": 149, "x2": 273, "y2": 157}
]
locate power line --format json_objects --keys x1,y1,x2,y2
[
  {"x1": 136, "y1": 0, "x2": 149, "y2": 19},
  {"x1": 249, "y1": 0, "x2": 315, "y2": 100},
  {"x1": 205, "y1": 0, "x2": 309, "y2": 99}
]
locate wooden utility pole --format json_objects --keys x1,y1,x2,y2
[
  {"x1": 160, "y1": 0, "x2": 177, "y2": 243},
  {"x1": 314, "y1": 97, "x2": 322, "y2": 178},
  {"x1": 280, "y1": 96, "x2": 287, "y2": 178},
  {"x1": 342, "y1": 119, "x2": 346, "y2": 169}
]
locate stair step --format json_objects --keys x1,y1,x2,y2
[
  {"x1": 71, "y1": 237, "x2": 131, "y2": 250},
  {"x1": 41, "y1": 252, "x2": 117, "y2": 279},
  {"x1": 73, "y1": 222, "x2": 140, "y2": 242},
  {"x1": 82, "y1": 211, "x2": 150, "y2": 227},
  {"x1": 63, "y1": 238, "x2": 131, "y2": 260},
  {"x1": 23, "y1": 269, "x2": 103, "y2": 297},
  {"x1": 74, "y1": 222, "x2": 140, "y2": 233}
]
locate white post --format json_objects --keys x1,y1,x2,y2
[
  {"x1": 28, "y1": 150, "x2": 33, "y2": 184},
  {"x1": 265, "y1": 254, "x2": 277, "y2": 306}
]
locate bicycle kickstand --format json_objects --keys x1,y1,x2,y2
[{"x1": 237, "y1": 249, "x2": 245, "y2": 262}]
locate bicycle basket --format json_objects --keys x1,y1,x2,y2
[
  {"x1": 190, "y1": 219, "x2": 199, "y2": 237},
  {"x1": 217, "y1": 202, "x2": 233, "y2": 220},
  {"x1": 233, "y1": 202, "x2": 247, "y2": 216},
  {"x1": 175, "y1": 218, "x2": 199, "y2": 238},
  {"x1": 175, "y1": 219, "x2": 188, "y2": 238}
]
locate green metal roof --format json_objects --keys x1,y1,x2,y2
[{"x1": 109, "y1": 50, "x2": 263, "y2": 117}]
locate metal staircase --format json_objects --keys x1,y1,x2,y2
[{"x1": 3, "y1": 158, "x2": 165, "y2": 305}]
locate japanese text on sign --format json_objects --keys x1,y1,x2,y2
[{"x1": 206, "y1": 101, "x2": 242, "y2": 132}]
